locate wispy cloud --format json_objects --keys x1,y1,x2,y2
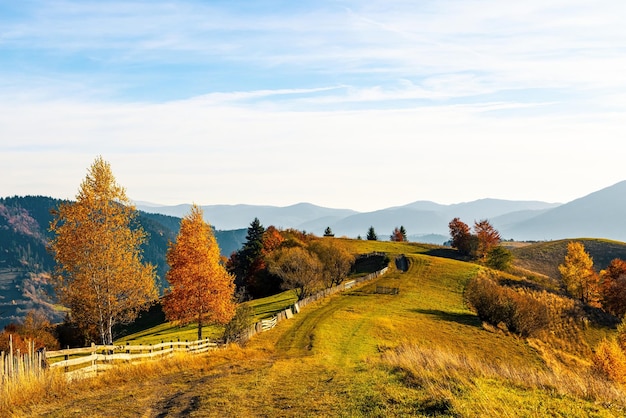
[{"x1": 1, "y1": 1, "x2": 626, "y2": 211}]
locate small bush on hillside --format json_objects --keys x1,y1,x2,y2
[
  {"x1": 593, "y1": 338, "x2": 626, "y2": 384},
  {"x1": 465, "y1": 274, "x2": 550, "y2": 337},
  {"x1": 222, "y1": 304, "x2": 255, "y2": 344}
]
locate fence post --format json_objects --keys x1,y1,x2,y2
[
  {"x1": 64, "y1": 345, "x2": 69, "y2": 373},
  {"x1": 9, "y1": 334, "x2": 13, "y2": 379}
]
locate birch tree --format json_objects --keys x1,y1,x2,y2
[{"x1": 49, "y1": 156, "x2": 157, "y2": 345}]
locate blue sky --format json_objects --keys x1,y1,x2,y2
[{"x1": 1, "y1": 0, "x2": 626, "y2": 212}]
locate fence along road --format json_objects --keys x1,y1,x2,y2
[{"x1": 2, "y1": 266, "x2": 388, "y2": 383}]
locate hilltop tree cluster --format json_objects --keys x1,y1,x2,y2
[
  {"x1": 227, "y1": 219, "x2": 355, "y2": 301},
  {"x1": 448, "y1": 218, "x2": 511, "y2": 269},
  {"x1": 558, "y1": 241, "x2": 626, "y2": 316}
]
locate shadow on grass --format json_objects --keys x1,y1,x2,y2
[
  {"x1": 424, "y1": 247, "x2": 470, "y2": 262},
  {"x1": 412, "y1": 308, "x2": 480, "y2": 327}
]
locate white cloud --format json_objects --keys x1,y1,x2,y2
[{"x1": 1, "y1": 1, "x2": 626, "y2": 211}]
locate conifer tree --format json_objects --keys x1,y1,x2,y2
[
  {"x1": 366, "y1": 226, "x2": 378, "y2": 241},
  {"x1": 228, "y1": 218, "x2": 268, "y2": 297},
  {"x1": 49, "y1": 156, "x2": 157, "y2": 345},
  {"x1": 163, "y1": 204, "x2": 236, "y2": 340}
]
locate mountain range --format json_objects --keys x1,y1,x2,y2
[
  {"x1": 2, "y1": 180, "x2": 626, "y2": 329},
  {"x1": 136, "y1": 180, "x2": 626, "y2": 243}
]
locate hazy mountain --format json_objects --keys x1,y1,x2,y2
[
  {"x1": 501, "y1": 180, "x2": 626, "y2": 241},
  {"x1": 138, "y1": 199, "x2": 561, "y2": 241},
  {"x1": 136, "y1": 202, "x2": 359, "y2": 231}
]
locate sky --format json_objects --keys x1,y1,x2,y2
[{"x1": 1, "y1": 0, "x2": 626, "y2": 212}]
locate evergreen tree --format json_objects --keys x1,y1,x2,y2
[
  {"x1": 366, "y1": 226, "x2": 378, "y2": 241},
  {"x1": 228, "y1": 218, "x2": 266, "y2": 297},
  {"x1": 400, "y1": 225, "x2": 408, "y2": 241}
]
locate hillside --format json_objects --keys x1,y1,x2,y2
[
  {"x1": 511, "y1": 238, "x2": 626, "y2": 280},
  {"x1": 0, "y1": 196, "x2": 246, "y2": 329},
  {"x1": 17, "y1": 240, "x2": 624, "y2": 417}
]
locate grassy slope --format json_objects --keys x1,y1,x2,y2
[
  {"x1": 512, "y1": 238, "x2": 626, "y2": 280},
  {"x1": 19, "y1": 241, "x2": 626, "y2": 417}
]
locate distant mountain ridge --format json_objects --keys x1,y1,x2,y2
[
  {"x1": 136, "y1": 180, "x2": 626, "y2": 243},
  {"x1": 136, "y1": 198, "x2": 561, "y2": 243}
]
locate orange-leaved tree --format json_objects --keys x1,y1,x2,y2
[
  {"x1": 600, "y1": 258, "x2": 626, "y2": 317},
  {"x1": 474, "y1": 219, "x2": 501, "y2": 261},
  {"x1": 49, "y1": 156, "x2": 157, "y2": 345},
  {"x1": 448, "y1": 217, "x2": 473, "y2": 256},
  {"x1": 163, "y1": 204, "x2": 236, "y2": 340}
]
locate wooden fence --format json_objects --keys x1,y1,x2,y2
[
  {"x1": 1, "y1": 337, "x2": 45, "y2": 385},
  {"x1": 2, "y1": 266, "x2": 389, "y2": 385},
  {"x1": 1, "y1": 337, "x2": 218, "y2": 385},
  {"x1": 239, "y1": 266, "x2": 389, "y2": 342}
]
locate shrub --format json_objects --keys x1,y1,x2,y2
[
  {"x1": 593, "y1": 338, "x2": 626, "y2": 384},
  {"x1": 465, "y1": 274, "x2": 550, "y2": 337},
  {"x1": 222, "y1": 304, "x2": 255, "y2": 344}
]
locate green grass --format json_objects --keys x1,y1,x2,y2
[
  {"x1": 115, "y1": 290, "x2": 300, "y2": 345},
  {"x1": 17, "y1": 240, "x2": 626, "y2": 417}
]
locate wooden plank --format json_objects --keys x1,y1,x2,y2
[{"x1": 49, "y1": 353, "x2": 98, "y2": 369}]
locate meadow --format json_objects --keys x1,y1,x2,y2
[{"x1": 4, "y1": 240, "x2": 625, "y2": 417}]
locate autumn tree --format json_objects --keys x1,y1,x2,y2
[
  {"x1": 49, "y1": 156, "x2": 157, "y2": 345},
  {"x1": 268, "y1": 246, "x2": 323, "y2": 300},
  {"x1": 308, "y1": 239, "x2": 355, "y2": 288},
  {"x1": 558, "y1": 241, "x2": 600, "y2": 306},
  {"x1": 390, "y1": 226, "x2": 407, "y2": 242},
  {"x1": 448, "y1": 217, "x2": 473, "y2": 256},
  {"x1": 600, "y1": 259, "x2": 626, "y2": 318},
  {"x1": 474, "y1": 219, "x2": 501, "y2": 260},
  {"x1": 366, "y1": 226, "x2": 378, "y2": 241},
  {"x1": 163, "y1": 204, "x2": 236, "y2": 340}
]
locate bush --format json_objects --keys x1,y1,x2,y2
[
  {"x1": 223, "y1": 304, "x2": 255, "y2": 344},
  {"x1": 593, "y1": 338, "x2": 626, "y2": 384},
  {"x1": 465, "y1": 274, "x2": 550, "y2": 337}
]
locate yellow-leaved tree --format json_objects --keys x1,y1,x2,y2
[
  {"x1": 558, "y1": 241, "x2": 600, "y2": 306},
  {"x1": 163, "y1": 204, "x2": 236, "y2": 340},
  {"x1": 49, "y1": 156, "x2": 158, "y2": 345}
]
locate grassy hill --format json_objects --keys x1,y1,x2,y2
[
  {"x1": 511, "y1": 238, "x2": 626, "y2": 281},
  {"x1": 12, "y1": 240, "x2": 625, "y2": 417}
]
